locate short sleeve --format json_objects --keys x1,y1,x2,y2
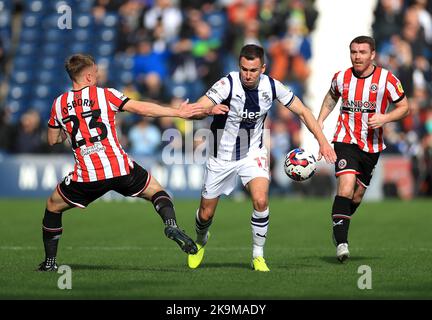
[
  {"x1": 330, "y1": 71, "x2": 341, "y2": 98},
  {"x1": 386, "y1": 72, "x2": 405, "y2": 103},
  {"x1": 106, "y1": 88, "x2": 130, "y2": 111},
  {"x1": 47, "y1": 99, "x2": 61, "y2": 128},
  {"x1": 274, "y1": 79, "x2": 295, "y2": 107},
  {"x1": 205, "y1": 77, "x2": 231, "y2": 105}
]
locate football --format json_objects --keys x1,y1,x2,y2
[{"x1": 284, "y1": 148, "x2": 317, "y2": 181}]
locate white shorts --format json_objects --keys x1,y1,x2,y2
[{"x1": 201, "y1": 148, "x2": 270, "y2": 199}]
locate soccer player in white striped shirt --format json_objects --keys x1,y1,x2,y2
[{"x1": 187, "y1": 44, "x2": 336, "y2": 271}]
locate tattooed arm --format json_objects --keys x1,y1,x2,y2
[{"x1": 317, "y1": 90, "x2": 339, "y2": 129}]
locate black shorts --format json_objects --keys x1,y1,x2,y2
[
  {"x1": 334, "y1": 142, "x2": 380, "y2": 187},
  {"x1": 57, "y1": 161, "x2": 151, "y2": 208}
]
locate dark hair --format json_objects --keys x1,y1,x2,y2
[
  {"x1": 239, "y1": 44, "x2": 265, "y2": 65},
  {"x1": 65, "y1": 53, "x2": 96, "y2": 82},
  {"x1": 350, "y1": 36, "x2": 376, "y2": 52}
]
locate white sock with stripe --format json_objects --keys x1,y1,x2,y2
[{"x1": 251, "y1": 208, "x2": 269, "y2": 259}]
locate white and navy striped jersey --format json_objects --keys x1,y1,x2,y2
[{"x1": 206, "y1": 72, "x2": 294, "y2": 161}]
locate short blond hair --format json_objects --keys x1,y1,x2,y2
[{"x1": 65, "y1": 53, "x2": 95, "y2": 82}]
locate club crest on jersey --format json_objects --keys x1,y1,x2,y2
[
  {"x1": 338, "y1": 159, "x2": 347, "y2": 169},
  {"x1": 370, "y1": 83, "x2": 378, "y2": 93},
  {"x1": 262, "y1": 92, "x2": 271, "y2": 104}
]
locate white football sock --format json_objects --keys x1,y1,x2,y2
[{"x1": 251, "y1": 208, "x2": 269, "y2": 258}]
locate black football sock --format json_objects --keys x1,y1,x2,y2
[
  {"x1": 195, "y1": 210, "x2": 212, "y2": 245},
  {"x1": 331, "y1": 196, "x2": 352, "y2": 245},
  {"x1": 151, "y1": 191, "x2": 177, "y2": 227},
  {"x1": 351, "y1": 201, "x2": 360, "y2": 215},
  {"x1": 42, "y1": 209, "x2": 63, "y2": 264}
]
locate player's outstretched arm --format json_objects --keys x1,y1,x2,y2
[
  {"x1": 122, "y1": 99, "x2": 211, "y2": 119},
  {"x1": 290, "y1": 96, "x2": 337, "y2": 164},
  {"x1": 317, "y1": 90, "x2": 339, "y2": 130},
  {"x1": 187, "y1": 95, "x2": 229, "y2": 120},
  {"x1": 367, "y1": 96, "x2": 410, "y2": 129}
]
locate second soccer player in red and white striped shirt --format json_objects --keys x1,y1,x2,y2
[{"x1": 317, "y1": 36, "x2": 410, "y2": 263}]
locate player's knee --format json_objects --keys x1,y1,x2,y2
[
  {"x1": 253, "y1": 197, "x2": 268, "y2": 212},
  {"x1": 198, "y1": 206, "x2": 214, "y2": 222},
  {"x1": 337, "y1": 184, "x2": 354, "y2": 199},
  {"x1": 46, "y1": 195, "x2": 59, "y2": 212}
]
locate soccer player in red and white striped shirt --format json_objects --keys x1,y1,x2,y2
[
  {"x1": 38, "y1": 53, "x2": 228, "y2": 271},
  {"x1": 317, "y1": 36, "x2": 410, "y2": 262}
]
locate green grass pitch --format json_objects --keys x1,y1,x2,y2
[{"x1": 0, "y1": 198, "x2": 431, "y2": 299}]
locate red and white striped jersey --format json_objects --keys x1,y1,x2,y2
[
  {"x1": 48, "y1": 86, "x2": 133, "y2": 182},
  {"x1": 330, "y1": 66, "x2": 405, "y2": 153}
]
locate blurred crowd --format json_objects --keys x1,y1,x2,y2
[
  {"x1": 373, "y1": 0, "x2": 432, "y2": 196},
  {"x1": 0, "y1": 0, "x2": 431, "y2": 196},
  {"x1": 1, "y1": 0, "x2": 316, "y2": 161}
]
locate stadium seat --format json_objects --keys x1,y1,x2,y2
[
  {"x1": 42, "y1": 42, "x2": 64, "y2": 55},
  {"x1": 41, "y1": 14, "x2": 62, "y2": 29},
  {"x1": 119, "y1": 71, "x2": 133, "y2": 85},
  {"x1": 12, "y1": 56, "x2": 34, "y2": 70},
  {"x1": 8, "y1": 85, "x2": 28, "y2": 100},
  {"x1": 102, "y1": 13, "x2": 118, "y2": 28},
  {"x1": 11, "y1": 70, "x2": 34, "y2": 84},
  {"x1": 73, "y1": 28, "x2": 93, "y2": 42},
  {"x1": 70, "y1": 42, "x2": 91, "y2": 54},
  {"x1": 101, "y1": 29, "x2": 116, "y2": 42},
  {"x1": 17, "y1": 42, "x2": 37, "y2": 56},
  {"x1": 35, "y1": 85, "x2": 51, "y2": 99},
  {"x1": 44, "y1": 29, "x2": 66, "y2": 43},
  {"x1": 22, "y1": 13, "x2": 40, "y2": 28},
  {"x1": 74, "y1": 14, "x2": 94, "y2": 29},
  {"x1": 77, "y1": 0, "x2": 93, "y2": 13},
  {"x1": 40, "y1": 56, "x2": 62, "y2": 70},
  {"x1": 37, "y1": 70, "x2": 56, "y2": 84},
  {"x1": 25, "y1": 0, "x2": 47, "y2": 15},
  {"x1": 97, "y1": 43, "x2": 115, "y2": 56},
  {"x1": 20, "y1": 28, "x2": 41, "y2": 43}
]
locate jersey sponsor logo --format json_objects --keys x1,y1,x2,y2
[
  {"x1": 341, "y1": 100, "x2": 376, "y2": 113},
  {"x1": 369, "y1": 83, "x2": 378, "y2": 93},
  {"x1": 238, "y1": 110, "x2": 261, "y2": 122},
  {"x1": 338, "y1": 159, "x2": 347, "y2": 169},
  {"x1": 81, "y1": 142, "x2": 106, "y2": 156}
]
